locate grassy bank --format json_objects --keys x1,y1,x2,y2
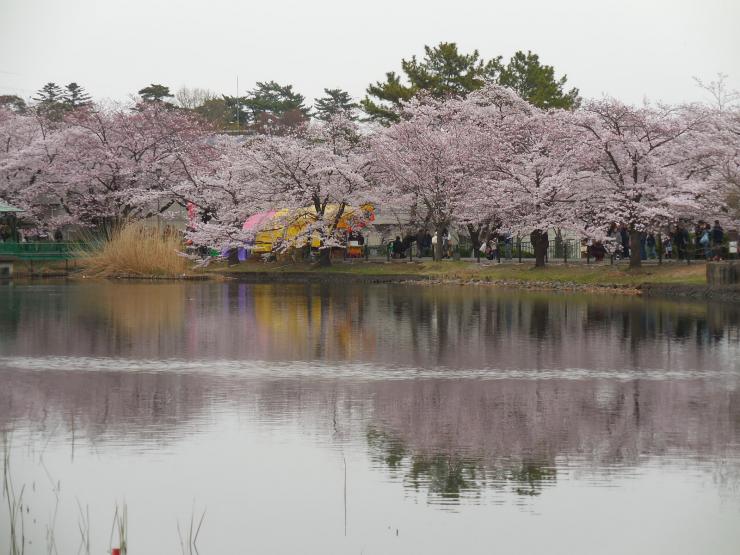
[{"x1": 213, "y1": 260, "x2": 707, "y2": 288}]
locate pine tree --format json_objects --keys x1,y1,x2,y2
[
  {"x1": 32, "y1": 82, "x2": 66, "y2": 119},
  {"x1": 361, "y1": 42, "x2": 500, "y2": 124},
  {"x1": 0, "y1": 95, "x2": 27, "y2": 114},
  {"x1": 498, "y1": 51, "x2": 580, "y2": 110},
  {"x1": 33, "y1": 82, "x2": 64, "y2": 105},
  {"x1": 314, "y1": 88, "x2": 359, "y2": 121},
  {"x1": 361, "y1": 42, "x2": 580, "y2": 124},
  {"x1": 138, "y1": 83, "x2": 174, "y2": 103},
  {"x1": 243, "y1": 81, "x2": 310, "y2": 133},
  {"x1": 63, "y1": 82, "x2": 92, "y2": 108}
]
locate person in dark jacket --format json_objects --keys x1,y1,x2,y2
[
  {"x1": 712, "y1": 220, "x2": 724, "y2": 260},
  {"x1": 619, "y1": 225, "x2": 630, "y2": 258},
  {"x1": 392, "y1": 236, "x2": 403, "y2": 258}
]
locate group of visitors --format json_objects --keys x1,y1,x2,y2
[
  {"x1": 481, "y1": 233, "x2": 514, "y2": 261},
  {"x1": 606, "y1": 220, "x2": 727, "y2": 261},
  {"x1": 390, "y1": 221, "x2": 731, "y2": 263},
  {"x1": 388, "y1": 229, "x2": 460, "y2": 259},
  {"x1": 665, "y1": 220, "x2": 725, "y2": 261}
]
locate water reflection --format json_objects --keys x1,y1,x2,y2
[
  {"x1": 1, "y1": 282, "x2": 738, "y2": 371},
  {"x1": 1, "y1": 282, "x2": 739, "y2": 553},
  {"x1": 1, "y1": 366, "x2": 738, "y2": 502}
]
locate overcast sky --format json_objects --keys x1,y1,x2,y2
[{"x1": 1, "y1": 0, "x2": 738, "y2": 108}]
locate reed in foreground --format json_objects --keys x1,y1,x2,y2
[
  {"x1": 3, "y1": 433, "x2": 26, "y2": 555},
  {"x1": 77, "y1": 222, "x2": 191, "y2": 277}
]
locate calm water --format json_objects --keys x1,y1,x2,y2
[{"x1": 1, "y1": 281, "x2": 739, "y2": 554}]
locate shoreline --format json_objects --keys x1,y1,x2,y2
[
  {"x1": 210, "y1": 261, "x2": 740, "y2": 302},
  {"x1": 6, "y1": 260, "x2": 738, "y2": 302},
  {"x1": 217, "y1": 271, "x2": 739, "y2": 301}
]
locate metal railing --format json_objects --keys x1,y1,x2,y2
[{"x1": 0, "y1": 242, "x2": 80, "y2": 260}]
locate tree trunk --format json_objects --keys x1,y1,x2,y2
[
  {"x1": 530, "y1": 229, "x2": 548, "y2": 268},
  {"x1": 319, "y1": 248, "x2": 332, "y2": 267},
  {"x1": 629, "y1": 230, "x2": 641, "y2": 269},
  {"x1": 467, "y1": 224, "x2": 480, "y2": 254},
  {"x1": 435, "y1": 225, "x2": 444, "y2": 261}
]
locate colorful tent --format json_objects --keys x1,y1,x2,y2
[{"x1": 243, "y1": 204, "x2": 374, "y2": 254}]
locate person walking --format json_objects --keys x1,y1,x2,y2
[
  {"x1": 699, "y1": 224, "x2": 712, "y2": 260},
  {"x1": 646, "y1": 233, "x2": 657, "y2": 259},
  {"x1": 416, "y1": 229, "x2": 426, "y2": 257},
  {"x1": 392, "y1": 235, "x2": 403, "y2": 259},
  {"x1": 663, "y1": 235, "x2": 672, "y2": 259},
  {"x1": 711, "y1": 220, "x2": 724, "y2": 260},
  {"x1": 619, "y1": 225, "x2": 630, "y2": 258},
  {"x1": 694, "y1": 222, "x2": 705, "y2": 259}
]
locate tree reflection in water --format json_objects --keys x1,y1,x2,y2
[
  {"x1": 0, "y1": 281, "x2": 738, "y2": 508},
  {"x1": 367, "y1": 427, "x2": 557, "y2": 502}
]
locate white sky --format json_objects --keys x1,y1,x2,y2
[{"x1": 1, "y1": 0, "x2": 738, "y2": 107}]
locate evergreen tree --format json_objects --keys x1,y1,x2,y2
[
  {"x1": 498, "y1": 51, "x2": 580, "y2": 109},
  {"x1": 314, "y1": 88, "x2": 359, "y2": 121},
  {"x1": 243, "y1": 81, "x2": 310, "y2": 133},
  {"x1": 221, "y1": 95, "x2": 249, "y2": 127},
  {"x1": 361, "y1": 42, "x2": 500, "y2": 124},
  {"x1": 138, "y1": 83, "x2": 174, "y2": 103},
  {"x1": 32, "y1": 82, "x2": 66, "y2": 119},
  {"x1": 362, "y1": 42, "x2": 579, "y2": 124},
  {"x1": 195, "y1": 97, "x2": 234, "y2": 128},
  {"x1": 33, "y1": 82, "x2": 64, "y2": 104},
  {"x1": 0, "y1": 95, "x2": 27, "y2": 114},
  {"x1": 63, "y1": 82, "x2": 92, "y2": 108}
]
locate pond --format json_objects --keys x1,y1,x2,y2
[{"x1": 1, "y1": 281, "x2": 739, "y2": 554}]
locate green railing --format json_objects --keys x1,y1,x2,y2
[{"x1": 0, "y1": 242, "x2": 81, "y2": 260}]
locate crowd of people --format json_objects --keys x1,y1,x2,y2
[
  {"x1": 383, "y1": 220, "x2": 733, "y2": 263},
  {"x1": 388, "y1": 229, "x2": 460, "y2": 259},
  {"x1": 605, "y1": 220, "x2": 728, "y2": 261}
]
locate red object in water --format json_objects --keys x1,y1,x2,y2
[{"x1": 112, "y1": 549, "x2": 121, "y2": 555}]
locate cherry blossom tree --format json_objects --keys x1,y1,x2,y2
[
  {"x1": 245, "y1": 115, "x2": 373, "y2": 265},
  {"x1": 571, "y1": 99, "x2": 715, "y2": 268},
  {"x1": 170, "y1": 135, "x2": 261, "y2": 252},
  {"x1": 0, "y1": 108, "x2": 64, "y2": 230},
  {"x1": 371, "y1": 94, "x2": 488, "y2": 260},
  {"x1": 184, "y1": 115, "x2": 373, "y2": 265},
  {"x1": 691, "y1": 76, "x2": 740, "y2": 221},
  {"x1": 477, "y1": 107, "x2": 592, "y2": 266},
  {"x1": 45, "y1": 103, "x2": 211, "y2": 236}
]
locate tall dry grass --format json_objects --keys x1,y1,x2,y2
[{"x1": 77, "y1": 221, "x2": 191, "y2": 277}]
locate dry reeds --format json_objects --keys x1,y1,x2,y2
[
  {"x1": 3, "y1": 433, "x2": 25, "y2": 555},
  {"x1": 77, "y1": 221, "x2": 191, "y2": 277}
]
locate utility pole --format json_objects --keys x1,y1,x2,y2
[{"x1": 236, "y1": 76, "x2": 240, "y2": 128}]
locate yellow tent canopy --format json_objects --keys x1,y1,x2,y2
[{"x1": 248, "y1": 204, "x2": 374, "y2": 253}]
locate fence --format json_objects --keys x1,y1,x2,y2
[
  {"x1": 365, "y1": 238, "x2": 583, "y2": 262},
  {"x1": 0, "y1": 242, "x2": 80, "y2": 261},
  {"x1": 367, "y1": 236, "x2": 738, "y2": 263}
]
